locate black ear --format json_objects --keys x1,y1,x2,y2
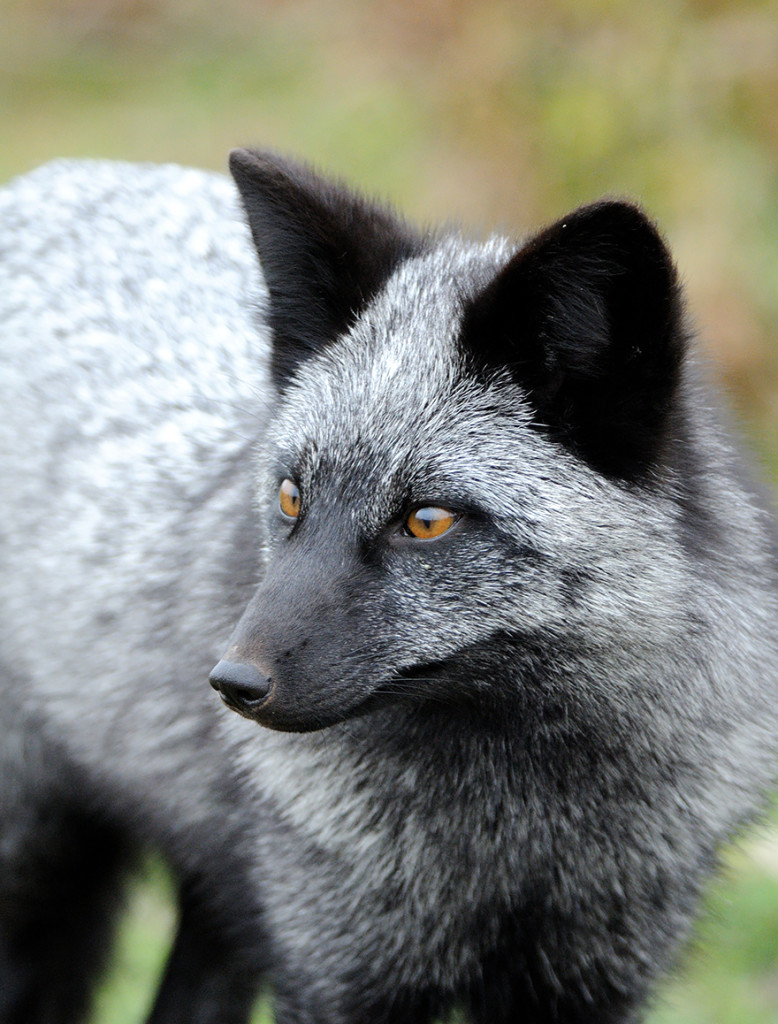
[
  {"x1": 461, "y1": 200, "x2": 686, "y2": 478},
  {"x1": 230, "y1": 149, "x2": 424, "y2": 389}
]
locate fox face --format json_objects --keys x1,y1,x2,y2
[{"x1": 210, "y1": 150, "x2": 689, "y2": 734}]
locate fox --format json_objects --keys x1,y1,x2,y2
[{"x1": 1, "y1": 148, "x2": 778, "y2": 1024}]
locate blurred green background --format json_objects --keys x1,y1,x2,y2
[{"x1": 2, "y1": 0, "x2": 778, "y2": 1021}]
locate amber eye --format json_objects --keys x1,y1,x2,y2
[
  {"x1": 405, "y1": 506, "x2": 457, "y2": 540},
  {"x1": 279, "y1": 478, "x2": 301, "y2": 518}
]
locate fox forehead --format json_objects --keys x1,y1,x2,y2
[
  {"x1": 264, "y1": 237, "x2": 520, "y2": 434},
  {"x1": 266, "y1": 235, "x2": 536, "y2": 482},
  {"x1": 302, "y1": 234, "x2": 512, "y2": 379}
]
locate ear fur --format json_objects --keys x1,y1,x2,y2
[
  {"x1": 229, "y1": 149, "x2": 424, "y2": 388},
  {"x1": 461, "y1": 200, "x2": 686, "y2": 478}
]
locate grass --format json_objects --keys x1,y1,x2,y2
[{"x1": 90, "y1": 860, "x2": 176, "y2": 1024}]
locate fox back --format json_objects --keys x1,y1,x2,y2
[{"x1": 1, "y1": 151, "x2": 777, "y2": 1024}]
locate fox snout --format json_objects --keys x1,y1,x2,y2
[
  {"x1": 209, "y1": 659, "x2": 272, "y2": 719},
  {"x1": 209, "y1": 550, "x2": 386, "y2": 731}
]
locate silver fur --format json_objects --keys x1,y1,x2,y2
[{"x1": 2, "y1": 158, "x2": 778, "y2": 1024}]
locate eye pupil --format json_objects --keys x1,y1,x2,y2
[
  {"x1": 279, "y1": 478, "x2": 301, "y2": 518},
  {"x1": 406, "y1": 506, "x2": 456, "y2": 540}
]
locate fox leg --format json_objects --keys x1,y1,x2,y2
[
  {"x1": 146, "y1": 874, "x2": 265, "y2": 1024},
  {"x1": 0, "y1": 731, "x2": 131, "y2": 1024}
]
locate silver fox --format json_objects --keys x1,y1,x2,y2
[{"x1": 1, "y1": 150, "x2": 777, "y2": 1024}]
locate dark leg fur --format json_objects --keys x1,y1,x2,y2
[
  {"x1": 146, "y1": 877, "x2": 265, "y2": 1024},
  {"x1": 0, "y1": 800, "x2": 132, "y2": 1024},
  {"x1": 0, "y1": 703, "x2": 132, "y2": 1024}
]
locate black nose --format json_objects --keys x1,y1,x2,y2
[{"x1": 209, "y1": 659, "x2": 271, "y2": 715}]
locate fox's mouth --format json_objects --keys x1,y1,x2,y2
[
  {"x1": 389, "y1": 657, "x2": 454, "y2": 690},
  {"x1": 349, "y1": 657, "x2": 459, "y2": 716}
]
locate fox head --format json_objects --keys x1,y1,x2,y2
[{"x1": 210, "y1": 149, "x2": 688, "y2": 732}]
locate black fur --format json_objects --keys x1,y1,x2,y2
[
  {"x1": 460, "y1": 200, "x2": 685, "y2": 478},
  {"x1": 229, "y1": 149, "x2": 425, "y2": 389},
  {"x1": 0, "y1": 721, "x2": 133, "y2": 1024}
]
